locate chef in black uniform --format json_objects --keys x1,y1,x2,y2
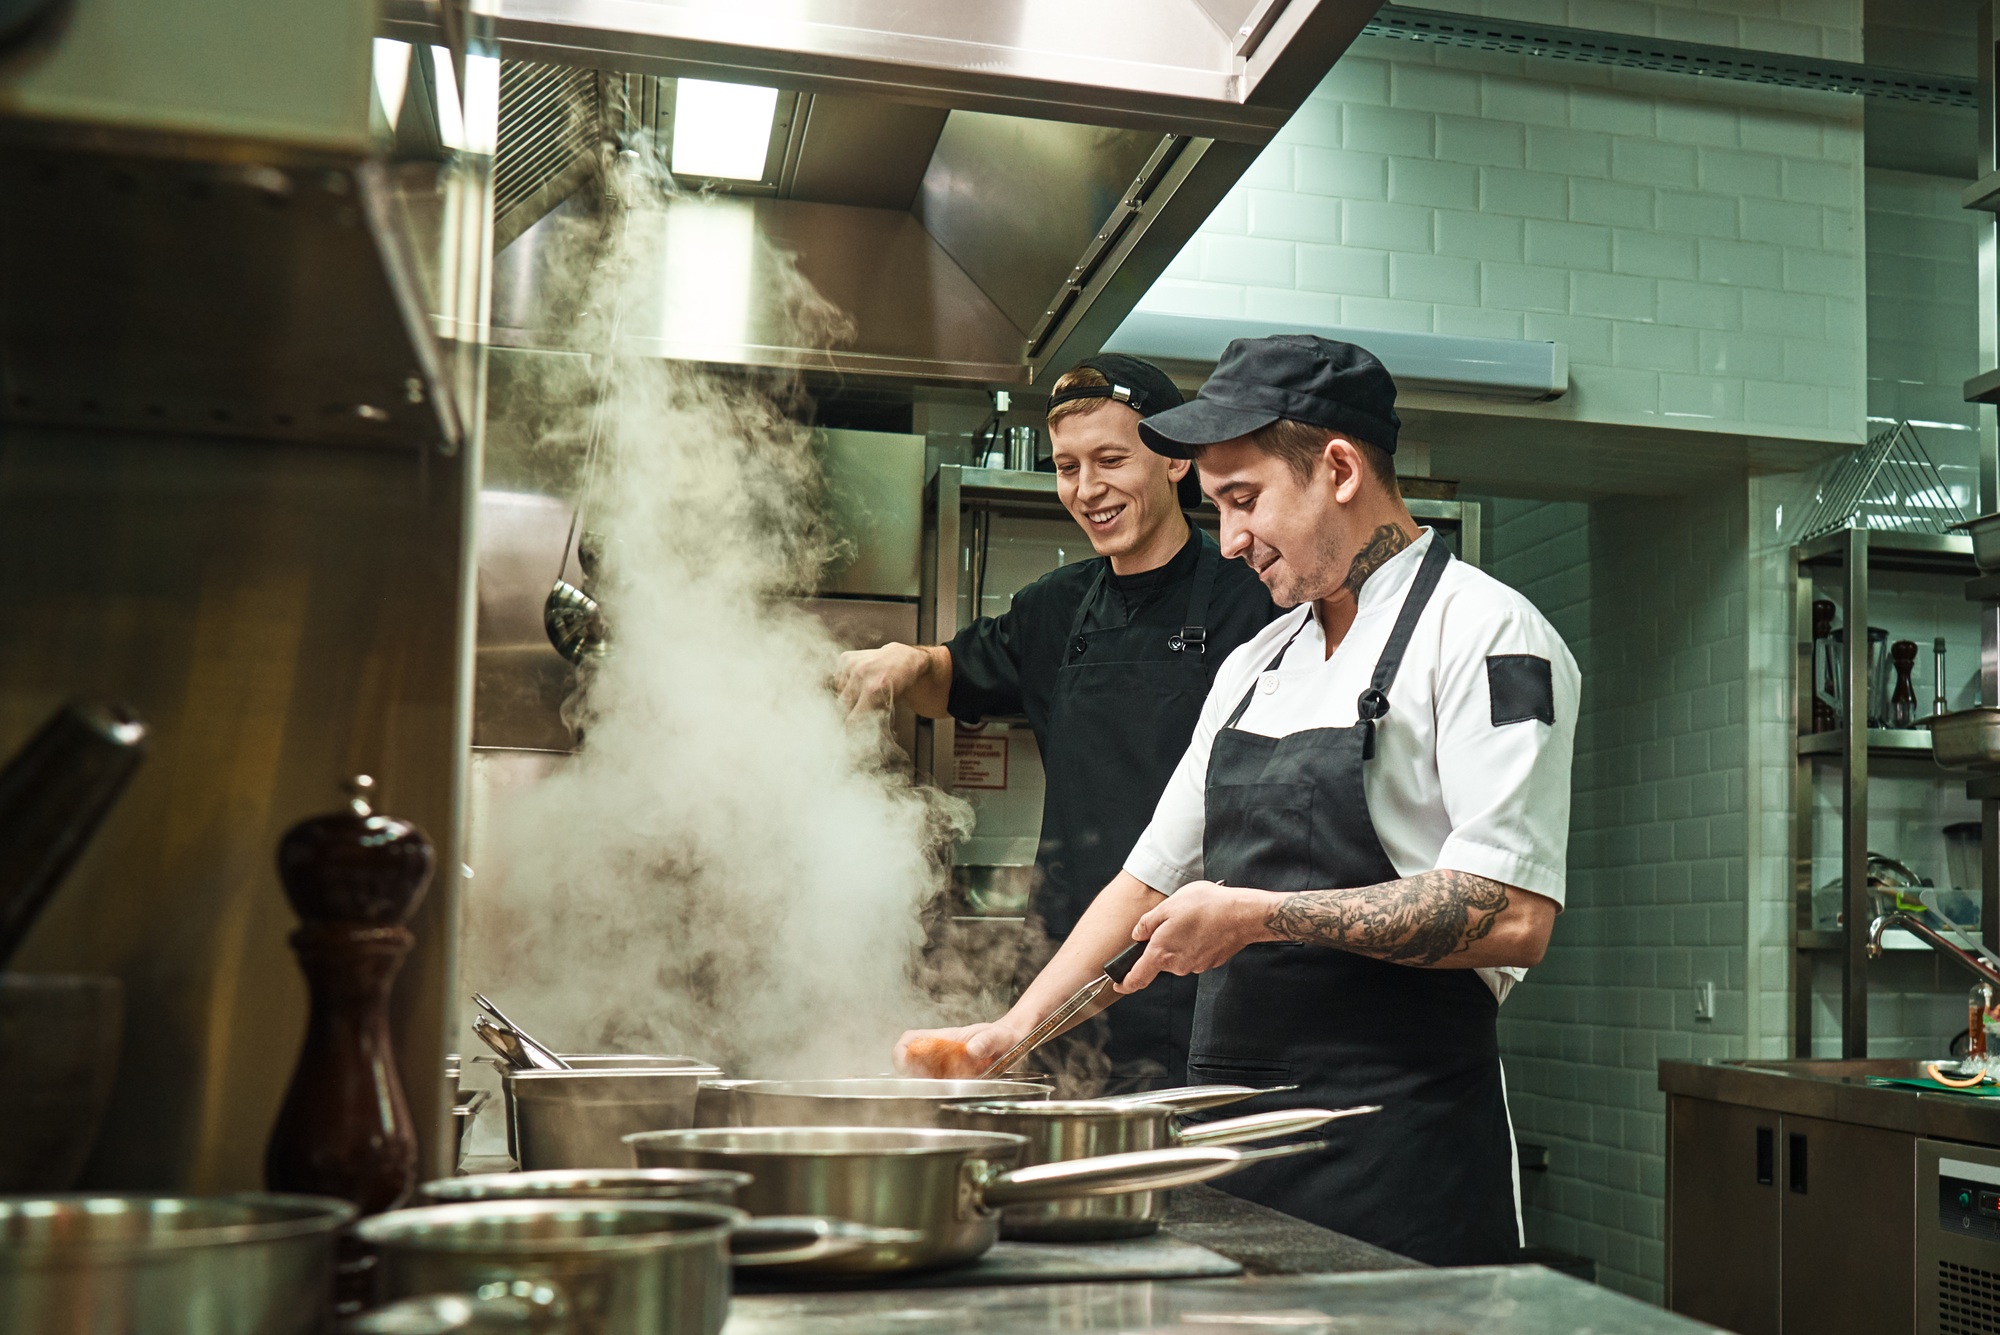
[
  {"x1": 897, "y1": 336, "x2": 1578, "y2": 1264},
  {"x1": 841, "y1": 355, "x2": 1278, "y2": 1089}
]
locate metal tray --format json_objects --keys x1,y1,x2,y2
[{"x1": 1925, "y1": 707, "x2": 2000, "y2": 769}]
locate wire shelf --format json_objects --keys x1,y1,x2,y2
[{"x1": 1797, "y1": 421, "x2": 1968, "y2": 543}]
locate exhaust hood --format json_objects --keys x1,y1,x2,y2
[{"x1": 407, "y1": 0, "x2": 1386, "y2": 387}]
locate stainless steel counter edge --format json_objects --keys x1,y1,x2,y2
[{"x1": 1659, "y1": 1059, "x2": 2000, "y2": 1142}]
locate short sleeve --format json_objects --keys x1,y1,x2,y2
[
  {"x1": 945, "y1": 608, "x2": 1027, "y2": 725},
  {"x1": 1429, "y1": 593, "x2": 1579, "y2": 907}
]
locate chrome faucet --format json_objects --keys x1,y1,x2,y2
[{"x1": 1868, "y1": 911, "x2": 2000, "y2": 990}]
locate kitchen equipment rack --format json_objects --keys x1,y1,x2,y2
[{"x1": 1790, "y1": 526, "x2": 1986, "y2": 1057}]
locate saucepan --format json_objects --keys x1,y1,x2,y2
[
  {"x1": 942, "y1": 1099, "x2": 1375, "y2": 1240},
  {"x1": 501, "y1": 1057, "x2": 721, "y2": 1170},
  {"x1": 355, "y1": 1199, "x2": 916, "y2": 1335},
  {"x1": 623, "y1": 1125, "x2": 1320, "y2": 1275},
  {"x1": 420, "y1": 1168, "x2": 752, "y2": 1208},
  {"x1": 0, "y1": 1192, "x2": 355, "y2": 1335},
  {"x1": 724, "y1": 1077, "x2": 1049, "y2": 1129}
]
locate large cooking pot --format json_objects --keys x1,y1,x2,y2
[
  {"x1": 420, "y1": 1168, "x2": 751, "y2": 1208},
  {"x1": 0, "y1": 1192, "x2": 354, "y2": 1335},
  {"x1": 357, "y1": 1198, "x2": 900, "y2": 1335},
  {"x1": 942, "y1": 1100, "x2": 1368, "y2": 1240},
  {"x1": 727, "y1": 1078, "x2": 1048, "y2": 1128},
  {"x1": 502, "y1": 1059, "x2": 719, "y2": 1170},
  {"x1": 623, "y1": 1126, "x2": 1310, "y2": 1275}
]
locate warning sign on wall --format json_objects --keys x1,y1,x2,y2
[{"x1": 952, "y1": 730, "x2": 1008, "y2": 790}]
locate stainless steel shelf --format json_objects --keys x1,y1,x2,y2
[
  {"x1": 1796, "y1": 729, "x2": 1938, "y2": 760},
  {"x1": 1796, "y1": 528, "x2": 1976, "y2": 573}
]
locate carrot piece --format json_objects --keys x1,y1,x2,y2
[{"x1": 905, "y1": 1036, "x2": 981, "y2": 1079}]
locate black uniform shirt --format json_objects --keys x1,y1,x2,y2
[{"x1": 946, "y1": 530, "x2": 1283, "y2": 740}]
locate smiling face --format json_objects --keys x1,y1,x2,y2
[
  {"x1": 1048, "y1": 403, "x2": 1191, "y2": 569},
  {"x1": 1196, "y1": 433, "x2": 1366, "y2": 608}
]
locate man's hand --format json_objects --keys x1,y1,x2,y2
[
  {"x1": 893, "y1": 1020, "x2": 1027, "y2": 1078},
  {"x1": 1117, "y1": 881, "x2": 1281, "y2": 992},
  {"x1": 835, "y1": 643, "x2": 945, "y2": 719}
]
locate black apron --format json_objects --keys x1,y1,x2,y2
[
  {"x1": 1034, "y1": 532, "x2": 1220, "y2": 1090},
  {"x1": 1187, "y1": 536, "x2": 1519, "y2": 1266}
]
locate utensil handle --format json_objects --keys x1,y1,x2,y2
[
  {"x1": 981, "y1": 1146, "x2": 1248, "y2": 1207},
  {"x1": 1101, "y1": 940, "x2": 1146, "y2": 983},
  {"x1": 1103, "y1": 1083, "x2": 1301, "y2": 1112},
  {"x1": 1175, "y1": 1105, "x2": 1378, "y2": 1147},
  {"x1": 728, "y1": 1217, "x2": 922, "y2": 1268}
]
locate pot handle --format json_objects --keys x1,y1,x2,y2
[
  {"x1": 1175, "y1": 1104, "x2": 1380, "y2": 1147},
  {"x1": 980, "y1": 1145, "x2": 1250, "y2": 1209},
  {"x1": 1102, "y1": 1084, "x2": 1300, "y2": 1113},
  {"x1": 727, "y1": 1216, "x2": 924, "y2": 1269}
]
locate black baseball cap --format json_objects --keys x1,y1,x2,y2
[
  {"x1": 1045, "y1": 354, "x2": 1184, "y2": 419},
  {"x1": 1137, "y1": 335, "x2": 1400, "y2": 458}
]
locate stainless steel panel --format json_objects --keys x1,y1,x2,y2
[
  {"x1": 917, "y1": 112, "x2": 1164, "y2": 341},
  {"x1": 474, "y1": 490, "x2": 578, "y2": 752},
  {"x1": 1918, "y1": 1138, "x2": 2000, "y2": 1335},
  {"x1": 493, "y1": 193, "x2": 1029, "y2": 384},
  {"x1": 1666, "y1": 1095, "x2": 1779, "y2": 1335},
  {"x1": 789, "y1": 95, "x2": 948, "y2": 209},
  {"x1": 819, "y1": 430, "x2": 924, "y2": 599},
  {"x1": 0, "y1": 424, "x2": 474, "y2": 1192}
]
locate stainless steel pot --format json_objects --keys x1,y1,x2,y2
[
  {"x1": 0, "y1": 1192, "x2": 355, "y2": 1335},
  {"x1": 623, "y1": 1125, "x2": 1306, "y2": 1275},
  {"x1": 419, "y1": 1168, "x2": 751, "y2": 1207},
  {"x1": 941, "y1": 1099, "x2": 1367, "y2": 1240},
  {"x1": 357, "y1": 1198, "x2": 893, "y2": 1335},
  {"x1": 502, "y1": 1058, "x2": 719, "y2": 1170},
  {"x1": 728, "y1": 1078, "x2": 1048, "y2": 1128}
]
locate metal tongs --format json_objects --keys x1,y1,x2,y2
[
  {"x1": 470, "y1": 994, "x2": 569, "y2": 1071},
  {"x1": 980, "y1": 941, "x2": 1147, "y2": 1078}
]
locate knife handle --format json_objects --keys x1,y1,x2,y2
[{"x1": 1102, "y1": 940, "x2": 1147, "y2": 984}]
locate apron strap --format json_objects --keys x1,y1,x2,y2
[
  {"x1": 1061, "y1": 560, "x2": 1112, "y2": 665},
  {"x1": 1357, "y1": 534, "x2": 1452, "y2": 758},
  {"x1": 1169, "y1": 530, "x2": 1222, "y2": 657}
]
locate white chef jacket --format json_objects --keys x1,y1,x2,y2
[{"x1": 1122, "y1": 528, "x2": 1579, "y2": 1001}]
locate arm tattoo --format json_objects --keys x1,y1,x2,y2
[
  {"x1": 1263, "y1": 870, "x2": 1510, "y2": 966},
  {"x1": 1341, "y1": 524, "x2": 1412, "y2": 599}
]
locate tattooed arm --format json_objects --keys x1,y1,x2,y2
[{"x1": 1115, "y1": 872, "x2": 1556, "y2": 991}]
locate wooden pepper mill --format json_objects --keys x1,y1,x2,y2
[{"x1": 265, "y1": 774, "x2": 433, "y2": 1218}]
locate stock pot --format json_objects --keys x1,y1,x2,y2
[{"x1": 726, "y1": 1077, "x2": 1047, "y2": 1128}]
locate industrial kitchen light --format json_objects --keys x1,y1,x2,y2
[{"x1": 671, "y1": 78, "x2": 778, "y2": 181}]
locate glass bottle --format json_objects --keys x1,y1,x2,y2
[
  {"x1": 1974, "y1": 980, "x2": 1998, "y2": 1059},
  {"x1": 1890, "y1": 639, "x2": 1919, "y2": 728}
]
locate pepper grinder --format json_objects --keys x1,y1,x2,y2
[
  {"x1": 1890, "y1": 640, "x2": 1919, "y2": 728},
  {"x1": 265, "y1": 775, "x2": 433, "y2": 1214}
]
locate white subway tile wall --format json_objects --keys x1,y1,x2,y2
[
  {"x1": 1404, "y1": 0, "x2": 1862, "y2": 60},
  {"x1": 1139, "y1": 36, "x2": 1867, "y2": 442},
  {"x1": 1483, "y1": 492, "x2": 1751, "y2": 1301}
]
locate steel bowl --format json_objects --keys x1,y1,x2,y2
[
  {"x1": 0, "y1": 1192, "x2": 354, "y2": 1335},
  {"x1": 357, "y1": 1199, "x2": 737, "y2": 1335},
  {"x1": 419, "y1": 1168, "x2": 751, "y2": 1207},
  {"x1": 500, "y1": 1057, "x2": 719, "y2": 1170},
  {"x1": 728, "y1": 1078, "x2": 1049, "y2": 1129}
]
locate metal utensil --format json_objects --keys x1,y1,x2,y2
[
  {"x1": 728, "y1": 1077, "x2": 1049, "y2": 1129},
  {"x1": 472, "y1": 995, "x2": 568, "y2": 1070},
  {"x1": 472, "y1": 1016, "x2": 542, "y2": 1071},
  {"x1": 941, "y1": 1099, "x2": 1373, "y2": 1240},
  {"x1": 0, "y1": 1193, "x2": 355, "y2": 1335},
  {"x1": 624, "y1": 1125, "x2": 1320, "y2": 1276},
  {"x1": 978, "y1": 940, "x2": 1147, "y2": 1078}
]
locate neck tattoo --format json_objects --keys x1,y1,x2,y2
[{"x1": 1340, "y1": 524, "x2": 1411, "y2": 599}]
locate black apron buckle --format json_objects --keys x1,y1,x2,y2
[{"x1": 1169, "y1": 625, "x2": 1207, "y2": 656}]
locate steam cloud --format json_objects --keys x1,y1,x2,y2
[{"x1": 460, "y1": 146, "x2": 982, "y2": 1077}]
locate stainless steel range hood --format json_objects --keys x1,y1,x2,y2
[{"x1": 409, "y1": 0, "x2": 1383, "y2": 386}]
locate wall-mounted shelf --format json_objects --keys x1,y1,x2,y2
[{"x1": 1796, "y1": 729, "x2": 1940, "y2": 759}]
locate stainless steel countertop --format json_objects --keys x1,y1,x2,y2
[
  {"x1": 1659, "y1": 1058, "x2": 2000, "y2": 1143},
  {"x1": 723, "y1": 1264, "x2": 1725, "y2": 1333}
]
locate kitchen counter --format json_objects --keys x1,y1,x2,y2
[
  {"x1": 1158, "y1": 1184, "x2": 1418, "y2": 1275},
  {"x1": 723, "y1": 1264, "x2": 1723, "y2": 1333},
  {"x1": 1659, "y1": 1057, "x2": 2000, "y2": 1144}
]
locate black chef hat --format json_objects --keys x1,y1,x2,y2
[
  {"x1": 1138, "y1": 335, "x2": 1400, "y2": 457},
  {"x1": 1045, "y1": 354, "x2": 1185, "y2": 420}
]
